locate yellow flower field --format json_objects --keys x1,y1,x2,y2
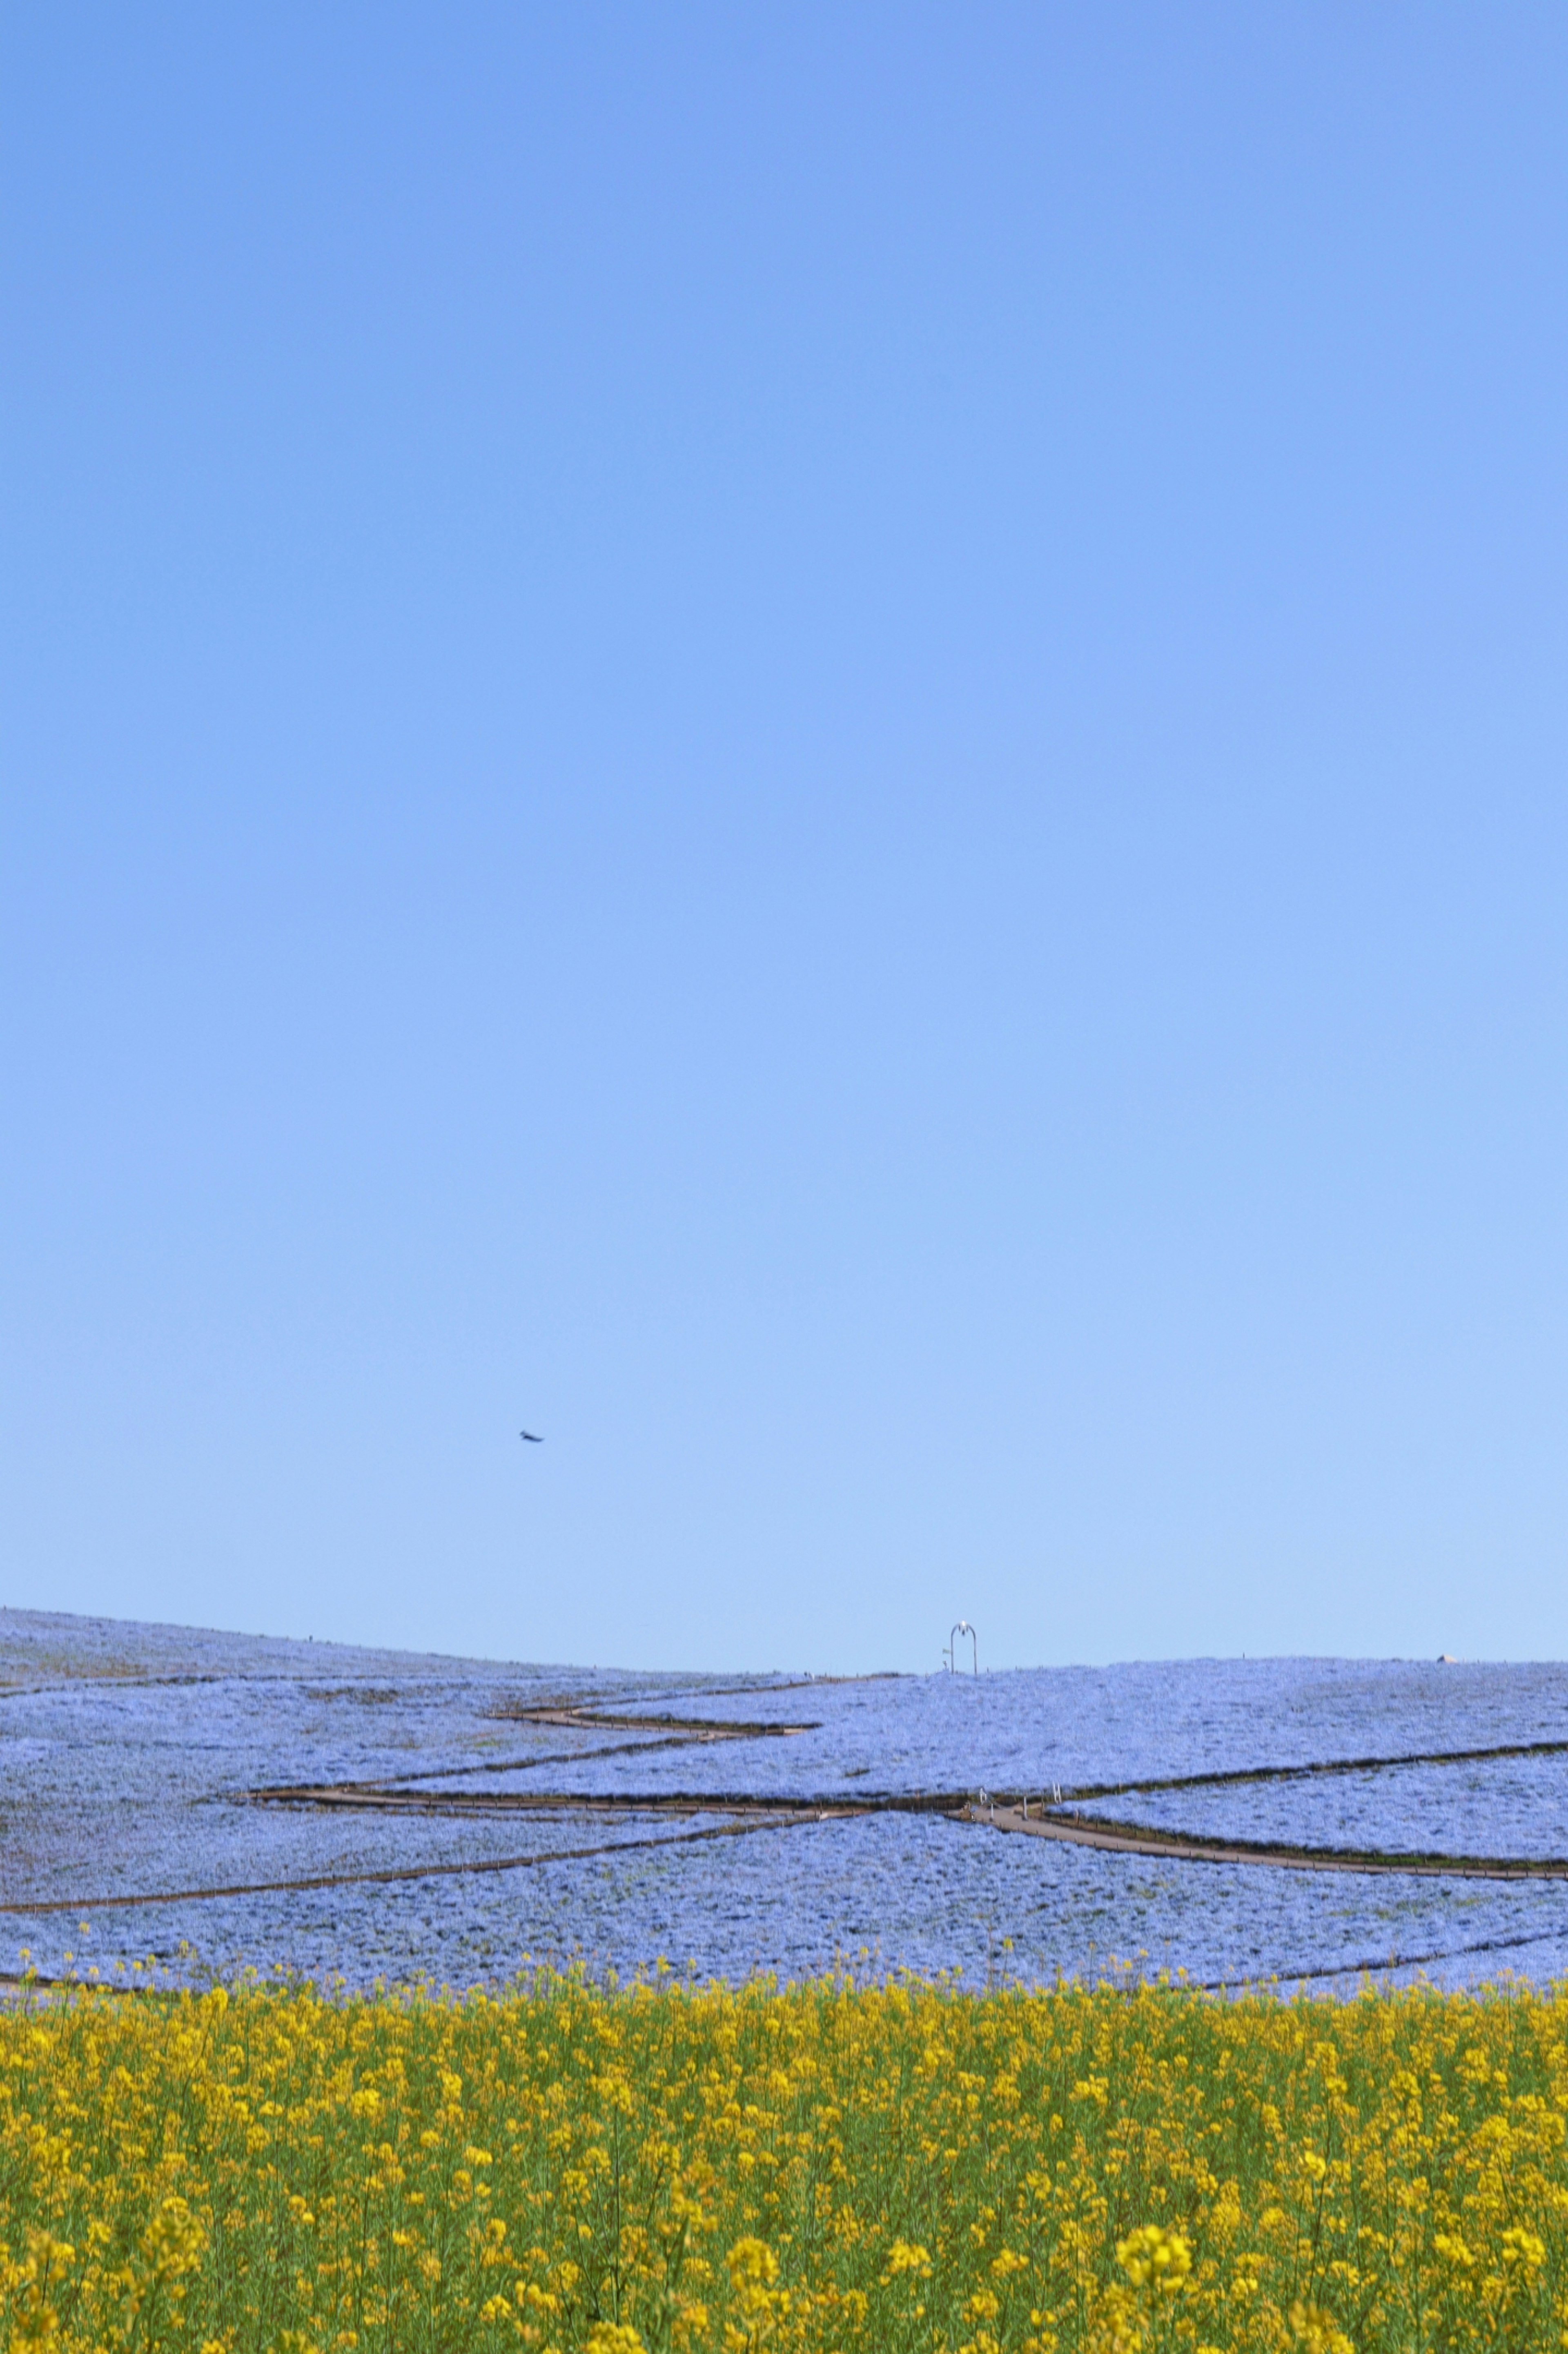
[{"x1": 4, "y1": 1968, "x2": 1567, "y2": 2353}]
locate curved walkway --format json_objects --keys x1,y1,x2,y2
[{"x1": 971, "y1": 1800, "x2": 1568, "y2": 1881}]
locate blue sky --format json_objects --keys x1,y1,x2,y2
[{"x1": 4, "y1": 6, "x2": 1567, "y2": 1672}]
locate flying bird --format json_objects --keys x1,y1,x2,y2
[{"x1": 519, "y1": 1430, "x2": 543, "y2": 1443}]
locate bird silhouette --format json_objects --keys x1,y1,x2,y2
[{"x1": 519, "y1": 1430, "x2": 543, "y2": 1443}]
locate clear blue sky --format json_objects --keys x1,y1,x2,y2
[{"x1": 4, "y1": 7, "x2": 1567, "y2": 1672}]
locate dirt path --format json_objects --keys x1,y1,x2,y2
[
  {"x1": 0, "y1": 1808, "x2": 858, "y2": 1915},
  {"x1": 969, "y1": 1801, "x2": 1568, "y2": 1881},
  {"x1": 1049, "y1": 1734, "x2": 1568, "y2": 1808}
]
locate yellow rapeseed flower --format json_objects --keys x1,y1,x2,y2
[
  {"x1": 2, "y1": 1968, "x2": 1568, "y2": 2351},
  {"x1": 1116, "y1": 2222, "x2": 1191, "y2": 2293}
]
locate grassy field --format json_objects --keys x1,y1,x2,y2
[{"x1": 4, "y1": 1968, "x2": 1567, "y2": 2354}]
